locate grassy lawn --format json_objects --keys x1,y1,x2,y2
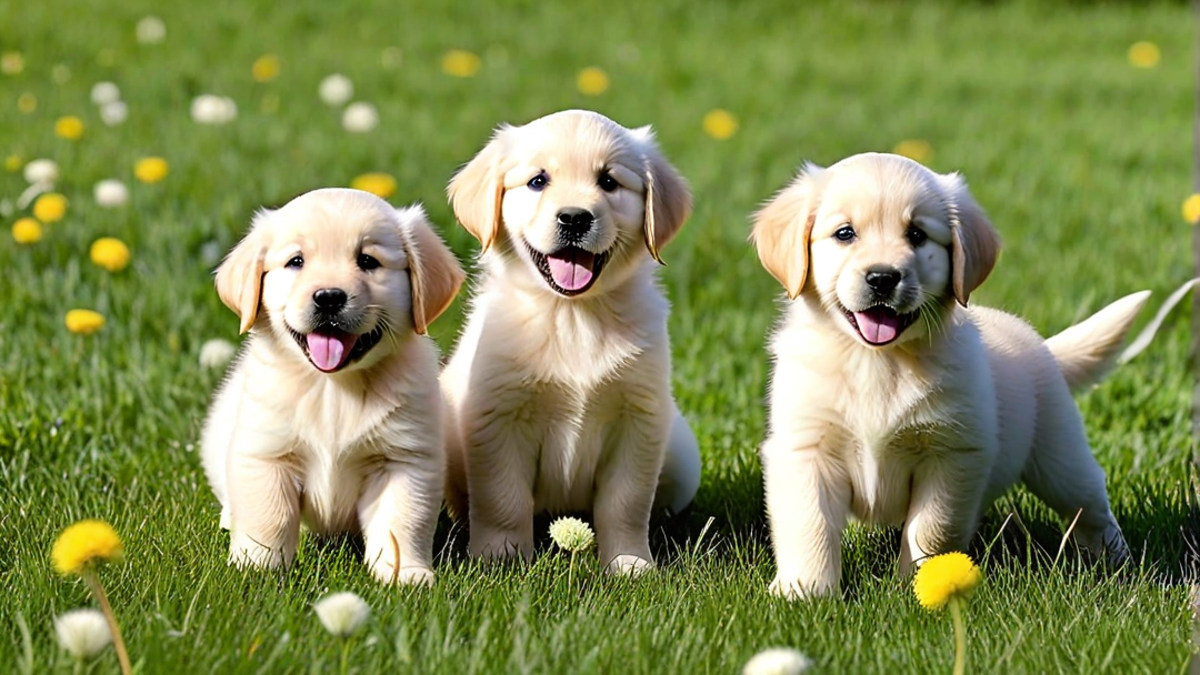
[{"x1": 1, "y1": 0, "x2": 1196, "y2": 672}]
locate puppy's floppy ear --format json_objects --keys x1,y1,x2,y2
[
  {"x1": 635, "y1": 126, "x2": 692, "y2": 264},
  {"x1": 397, "y1": 206, "x2": 466, "y2": 335},
  {"x1": 941, "y1": 173, "x2": 1001, "y2": 306},
  {"x1": 750, "y1": 163, "x2": 826, "y2": 299},
  {"x1": 214, "y1": 210, "x2": 272, "y2": 334},
  {"x1": 447, "y1": 126, "x2": 510, "y2": 253}
]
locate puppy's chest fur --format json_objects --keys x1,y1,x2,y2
[
  {"x1": 227, "y1": 339, "x2": 435, "y2": 533},
  {"x1": 453, "y1": 281, "x2": 672, "y2": 512},
  {"x1": 773, "y1": 318, "x2": 990, "y2": 524}
]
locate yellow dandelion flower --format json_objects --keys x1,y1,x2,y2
[
  {"x1": 33, "y1": 193, "x2": 68, "y2": 223},
  {"x1": 1128, "y1": 41, "x2": 1161, "y2": 68},
  {"x1": 65, "y1": 309, "x2": 106, "y2": 335},
  {"x1": 90, "y1": 237, "x2": 131, "y2": 272},
  {"x1": 702, "y1": 109, "x2": 738, "y2": 140},
  {"x1": 51, "y1": 520, "x2": 122, "y2": 574},
  {"x1": 1, "y1": 51, "x2": 24, "y2": 75},
  {"x1": 17, "y1": 92, "x2": 37, "y2": 114},
  {"x1": 441, "y1": 49, "x2": 481, "y2": 78},
  {"x1": 576, "y1": 67, "x2": 610, "y2": 96},
  {"x1": 1183, "y1": 194, "x2": 1200, "y2": 224},
  {"x1": 55, "y1": 116, "x2": 85, "y2": 141},
  {"x1": 134, "y1": 156, "x2": 169, "y2": 183},
  {"x1": 12, "y1": 217, "x2": 43, "y2": 244},
  {"x1": 893, "y1": 139, "x2": 934, "y2": 164},
  {"x1": 913, "y1": 551, "x2": 982, "y2": 611},
  {"x1": 252, "y1": 54, "x2": 281, "y2": 83},
  {"x1": 350, "y1": 172, "x2": 397, "y2": 199},
  {"x1": 4, "y1": 154, "x2": 22, "y2": 172}
]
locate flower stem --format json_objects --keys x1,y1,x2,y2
[
  {"x1": 84, "y1": 569, "x2": 131, "y2": 675},
  {"x1": 339, "y1": 638, "x2": 351, "y2": 675},
  {"x1": 568, "y1": 551, "x2": 575, "y2": 591},
  {"x1": 949, "y1": 596, "x2": 967, "y2": 675}
]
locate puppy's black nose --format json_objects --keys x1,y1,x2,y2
[
  {"x1": 556, "y1": 207, "x2": 595, "y2": 236},
  {"x1": 313, "y1": 288, "x2": 347, "y2": 313},
  {"x1": 865, "y1": 267, "x2": 901, "y2": 294}
]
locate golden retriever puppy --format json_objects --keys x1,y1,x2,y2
[
  {"x1": 201, "y1": 188, "x2": 465, "y2": 585},
  {"x1": 752, "y1": 153, "x2": 1148, "y2": 599},
  {"x1": 441, "y1": 109, "x2": 701, "y2": 574}
]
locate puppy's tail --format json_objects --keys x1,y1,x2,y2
[{"x1": 1045, "y1": 290, "x2": 1151, "y2": 391}]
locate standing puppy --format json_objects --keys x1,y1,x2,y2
[
  {"x1": 202, "y1": 188, "x2": 464, "y2": 585},
  {"x1": 442, "y1": 110, "x2": 701, "y2": 574},
  {"x1": 752, "y1": 153, "x2": 1147, "y2": 599}
]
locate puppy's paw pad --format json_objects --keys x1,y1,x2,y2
[{"x1": 605, "y1": 554, "x2": 654, "y2": 577}]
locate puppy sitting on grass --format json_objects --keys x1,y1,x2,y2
[
  {"x1": 441, "y1": 110, "x2": 701, "y2": 574},
  {"x1": 752, "y1": 153, "x2": 1147, "y2": 599},
  {"x1": 201, "y1": 188, "x2": 464, "y2": 585}
]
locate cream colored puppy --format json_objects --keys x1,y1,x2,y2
[
  {"x1": 752, "y1": 153, "x2": 1147, "y2": 599},
  {"x1": 201, "y1": 188, "x2": 464, "y2": 585},
  {"x1": 441, "y1": 110, "x2": 701, "y2": 574}
]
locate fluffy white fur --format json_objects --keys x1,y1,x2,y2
[
  {"x1": 441, "y1": 109, "x2": 701, "y2": 574},
  {"x1": 201, "y1": 188, "x2": 465, "y2": 585},
  {"x1": 752, "y1": 153, "x2": 1147, "y2": 599}
]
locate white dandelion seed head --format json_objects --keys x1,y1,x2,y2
[
  {"x1": 341, "y1": 102, "x2": 379, "y2": 133},
  {"x1": 90, "y1": 81, "x2": 121, "y2": 106},
  {"x1": 199, "y1": 338, "x2": 237, "y2": 370},
  {"x1": 742, "y1": 648, "x2": 813, "y2": 675},
  {"x1": 100, "y1": 100, "x2": 128, "y2": 126},
  {"x1": 54, "y1": 609, "x2": 112, "y2": 660},
  {"x1": 93, "y1": 179, "x2": 129, "y2": 208},
  {"x1": 23, "y1": 158, "x2": 59, "y2": 186},
  {"x1": 548, "y1": 517, "x2": 595, "y2": 553},
  {"x1": 319, "y1": 74, "x2": 354, "y2": 107},
  {"x1": 313, "y1": 591, "x2": 371, "y2": 637},
  {"x1": 136, "y1": 16, "x2": 166, "y2": 44},
  {"x1": 190, "y1": 94, "x2": 237, "y2": 125}
]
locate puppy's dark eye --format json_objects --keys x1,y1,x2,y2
[
  {"x1": 527, "y1": 171, "x2": 549, "y2": 192},
  {"x1": 905, "y1": 225, "x2": 928, "y2": 247},
  {"x1": 285, "y1": 255, "x2": 304, "y2": 269},
  {"x1": 833, "y1": 225, "x2": 856, "y2": 243},
  {"x1": 598, "y1": 171, "x2": 619, "y2": 193},
  {"x1": 358, "y1": 254, "x2": 381, "y2": 271}
]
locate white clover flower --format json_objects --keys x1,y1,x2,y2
[
  {"x1": 549, "y1": 517, "x2": 595, "y2": 553},
  {"x1": 100, "y1": 100, "x2": 128, "y2": 126},
  {"x1": 199, "y1": 338, "x2": 237, "y2": 370},
  {"x1": 23, "y1": 158, "x2": 59, "y2": 186},
  {"x1": 136, "y1": 16, "x2": 166, "y2": 44},
  {"x1": 90, "y1": 81, "x2": 121, "y2": 106},
  {"x1": 742, "y1": 648, "x2": 812, "y2": 675},
  {"x1": 342, "y1": 102, "x2": 378, "y2": 133},
  {"x1": 93, "y1": 179, "x2": 129, "y2": 208},
  {"x1": 54, "y1": 609, "x2": 112, "y2": 661},
  {"x1": 318, "y1": 74, "x2": 354, "y2": 106},
  {"x1": 190, "y1": 95, "x2": 238, "y2": 125},
  {"x1": 313, "y1": 592, "x2": 370, "y2": 637}
]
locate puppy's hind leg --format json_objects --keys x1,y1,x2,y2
[
  {"x1": 1022, "y1": 385, "x2": 1130, "y2": 566},
  {"x1": 653, "y1": 406, "x2": 701, "y2": 516}
]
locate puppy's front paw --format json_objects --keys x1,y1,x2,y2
[
  {"x1": 470, "y1": 532, "x2": 533, "y2": 563},
  {"x1": 229, "y1": 535, "x2": 288, "y2": 570},
  {"x1": 769, "y1": 575, "x2": 833, "y2": 601},
  {"x1": 396, "y1": 566, "x2": 436, "y2": 587},
  {"x1": 605, "y1": 554, "x2": 655, "y2": 577}
]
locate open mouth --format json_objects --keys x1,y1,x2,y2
[
  {"x1": 525, "y1": 242, "x2": 609, "y2": 296},
  {"x1": 843, "y1": 305, "x2": 919, "y2": 347},
  {"x1": 288, "y1": 322, "x2": 385, "y2": 373}
]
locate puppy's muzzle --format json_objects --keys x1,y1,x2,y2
[{"x1": 556, "y1": 207, "x2": 595, "y2": 243}]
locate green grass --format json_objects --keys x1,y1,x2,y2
[{"x1": 1, "y1": 0, "x2": 1196, "y2": 672}]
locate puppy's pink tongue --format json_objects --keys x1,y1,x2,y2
[
  {"x1": 306, "y1": 331, "x2": 358, "y2": 372},
  {"x1": 546, "y1": 250, "x2": 595, "y2": 291},
  {"x1": 854, "y1": 307, "x2": 902, "y2": 345}
]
